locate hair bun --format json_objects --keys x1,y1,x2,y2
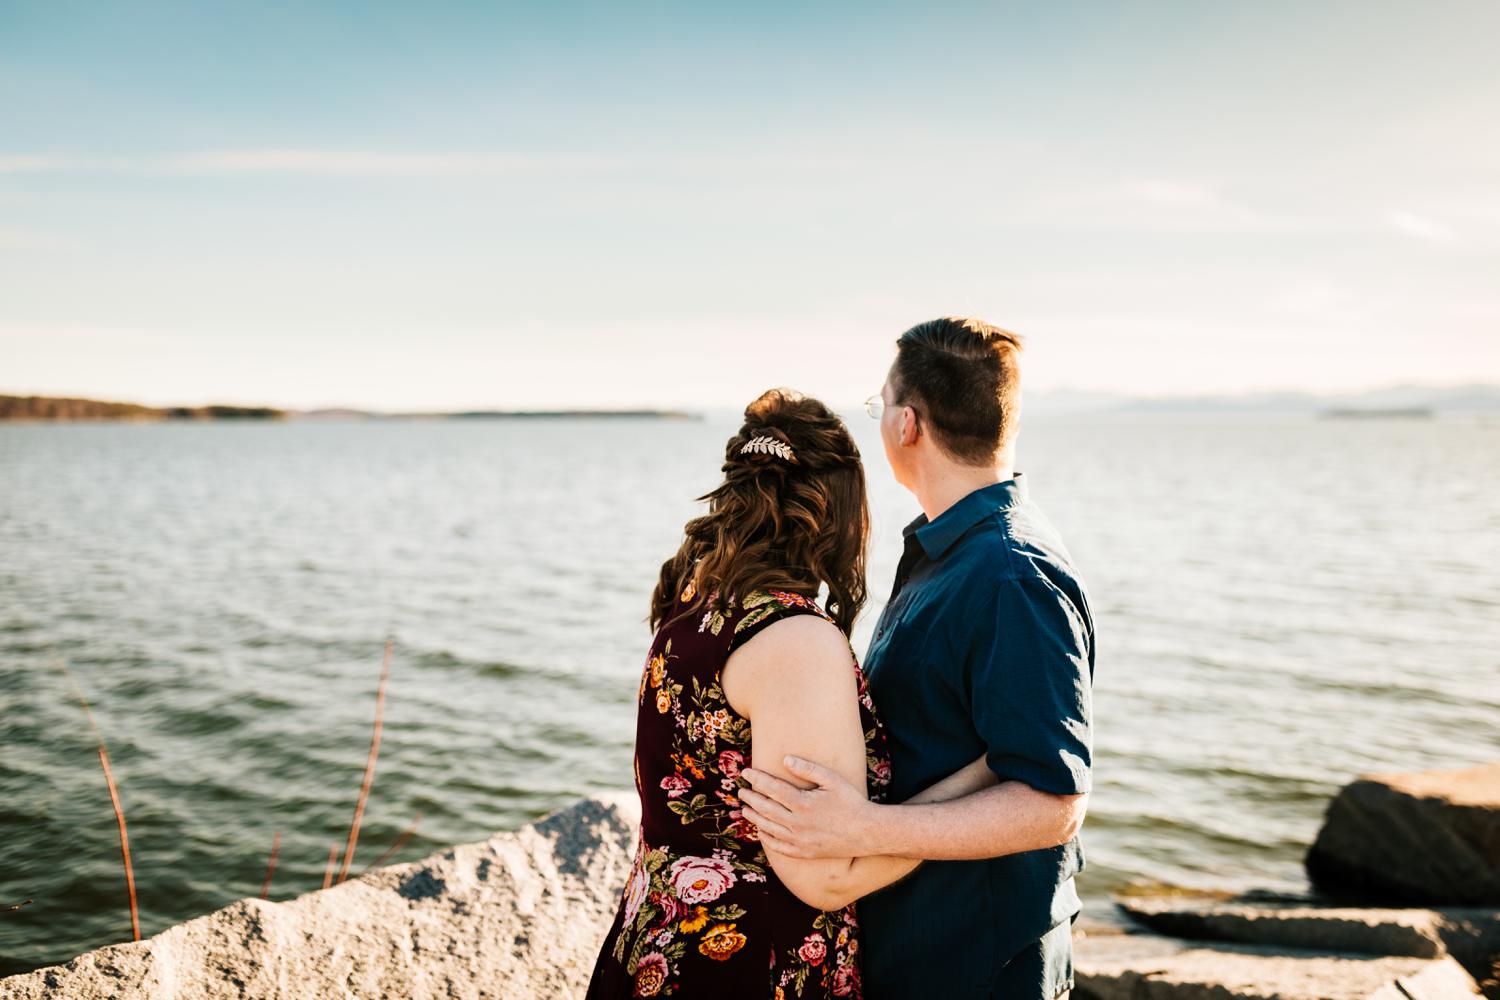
[
  {"x1": 743, "y1": 387, "x2": 804, "y2": 427},
  {"x1": 726, "y1": 388, "x2": 863, "y2": 473}
]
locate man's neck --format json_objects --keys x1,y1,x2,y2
[{"x1": 911, "y1": 458, "x2": 1015, "y2": 522}]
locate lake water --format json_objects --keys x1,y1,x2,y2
[{"x1": 2, "y1": 413, "x2": 1498, "y2": 976}]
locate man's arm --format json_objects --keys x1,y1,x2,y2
[
  {"x1": 759, "y1": 750, "x2": 1005, "y2": 903},
  {"x1": 812, "y1": 752, "x2": 1005, "y2": 900},
  {"x1": 877, "y1": 781, "x2": 1087, "y2": 859},
  {"x1": 741, "y1": 756, "x2": 1087, "y2": 860}
]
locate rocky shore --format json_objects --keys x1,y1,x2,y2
[
  {"x1": 1075, "y1": 762, "x2": 1500, "y2": 1000},
  {"x1": 0, "y1": 792, "x2": 640, "y2": 1000},
  {"x1": 3, "y1": 765, "x2": 1496, "y2": 999}
]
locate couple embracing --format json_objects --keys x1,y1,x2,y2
[{"x1": 586, "y1": 317, "x2": 1095, "y2": 1000}]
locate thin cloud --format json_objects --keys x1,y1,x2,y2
[
  {"x1": 1264, "y1": 277, "x2": 1365, "y2": 323},
  {"x1": 0, "y1": 154, "x2": 78, "y2": 172},
  {"x1": 1033, "y1": 179, "x2": 1314, "y2": 233},
  {"x1": 0, "y1": 227, "x2": 76, "y2": 251},
  {"x1": 165, "y1": 150, "x2": 628, "y2": 174},
  {"x1": 0, "y1": 150, "x2": 633, "y2": 176},
  {"x1": 0, "y1": 148, "x2": 868, "y2": 177},
  {"x1": 1123, "y1": 180, "x2": 1293, "y2": 230},
  {"x1": 1387, "y1": 210, "x2": 1457, "y2": 244}
]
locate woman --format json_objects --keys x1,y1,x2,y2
[{"x1": 585, "y1": 388, "x2": 997, "y2": 999}]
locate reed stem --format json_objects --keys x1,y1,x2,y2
[
  {"x1": 259, "y1": 830, "x2": 281, "y2": 900},
  {"x1": 360, "y1": 810, "x2": 424, "y2": 875},
  {"x1": 95, "y1": 745, "x2": 140, "y2": 940},
  {"x1": 321, "y1": 842, "x2": 339, "y2": 890},
  {"x1": 55, "y1": 654, "x2": 140, "y2": 942},
  {"x1": 336, "y1": 637, "x2": 393, "y2": 884}
]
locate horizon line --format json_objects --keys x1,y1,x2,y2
[{"x1": 3, "y1": 380, "x2": 1496, "y2": 416}]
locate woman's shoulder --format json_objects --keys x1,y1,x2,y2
[
  {"x1": 718, "y1": 593, "x2": 859, "y2": 728},
  {"x1": 728, "y1": 589, "x2": 837, "y2": 648},
  {"x1": 738, "y1": 587, "x2": 830, "y2": 622}
]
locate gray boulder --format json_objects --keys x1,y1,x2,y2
[
  {"x1": 1117, "y1": 896, "x2": 1500, "y2": 992},
  {"x1": 1074, "y1": 929, "x2": 1482, "y2": 1000},
  {"x1": 0, "y1": 793, "x2": 640, "y2": 1000},
  {"x1": 1306, "y1": 762, "x2": 1500, "y2": 905}
]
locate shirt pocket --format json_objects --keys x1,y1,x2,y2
[
  {"x1": 876, "y1": 610, "x2": 969, "y2": 704},
  {"x1": 873, "y1": 589, "x2": 928, "y2": 644},
  {"x1": 873, "y1": 603, "x2": 985, "y2": 749},
  {"x1": 868, "y1": 598, "x2": 926, "y2": 681}
]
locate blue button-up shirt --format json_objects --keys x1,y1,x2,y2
[{"x1": 858, "y1": 473, "x2": 1095, "y2": 999}]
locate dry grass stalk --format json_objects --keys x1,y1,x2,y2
[
  {"x1": 321, "y1": 842, "x2": 339, "y2": 890},
  {"x1": 360, "y1": 810, "x2": 425, "y2": 875},
  {"x1": 95, "y1": 748, "x2": 139, "y2": 939},
  {"x1": 259, "y1": 830, "x2": 281, "y2": 900},
  {"x1": 335, "y1": 638, "x2": 393, "y2": 885},
  {"x1": 54, "y1": 654, "x2": 140, "y2": 942}
]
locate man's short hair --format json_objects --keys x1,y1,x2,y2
[{"x1": 889, "y1": 316, "x2": 1023, "y2": 466}]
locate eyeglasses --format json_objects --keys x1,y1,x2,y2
[{"x1": 864, "y1": 394, "x2": 884, "y2": 419}]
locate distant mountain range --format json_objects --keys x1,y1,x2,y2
[{"x1": 1023, "y1": 383, "x2": 1500, "y2": 416}]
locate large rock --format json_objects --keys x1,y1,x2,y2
[
  {"x1": 1117, "y1": 896, "x2": 1500, "y2": 993},
  {"x1": 1307, "y1": 762, "x2": 1500, "y2": 905},
  {"x1": 1120, "y1": 896, "x2": 1447, "y2": 955},
  {"x1": 1074, "y1": 929, "x2": 1482, "y2": 1000},
  {"x1": 0, "y1": 793, "x2": 641, "y2": 1000}
]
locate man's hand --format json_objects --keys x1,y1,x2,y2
[{"x1": 738, "y1": 755, "x2": 879, "y2": 859}]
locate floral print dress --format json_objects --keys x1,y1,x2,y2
[{"x1": 585, "y1": 585, "x2": 893, "y2": 1000}]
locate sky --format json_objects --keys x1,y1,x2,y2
[{"x1": 2, "y1": 0, "x2": 1497, "y2": 411}]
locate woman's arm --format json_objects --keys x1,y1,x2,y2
[
  {"x1": 722, "y1": 614, "x2": 874, "y2": 912},
  {"x1": 907, "y1": 752, "x2": 1001, "y2": 805},
  {"x1": 723, "y1": 618, "x2": 1000, "y2": 910}
]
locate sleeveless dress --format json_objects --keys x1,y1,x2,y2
[{"x1": 585, "y1": 585, "x2": 893, "y2": 1000}]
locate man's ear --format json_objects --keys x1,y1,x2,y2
[{"x1": 900, "y1": 406, "x2": 921, "y2": 447}]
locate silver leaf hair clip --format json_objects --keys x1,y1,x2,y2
[{"x1": 739, "y1": 435, "x2": 796, "y2": 462}]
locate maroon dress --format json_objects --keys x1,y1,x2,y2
[{"x1": 585, "y1": 585, "x2": 893, "y2": 999}]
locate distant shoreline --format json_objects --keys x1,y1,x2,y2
[
  {"x1": 0, "y1": 394, "x2": 700, "y2": 423},
  {"x1": 1318, "y1": 406, "x2": 1433, "y2": 420},
  {"x1": 356, "y1": 409, "x2": 700, "y2": 421},
  {"x1": 8, "y1": 382, "x2": 1499, "y2": 422}
]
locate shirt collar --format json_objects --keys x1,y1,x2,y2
[{"x1": 902, "y1": 473, "x2": 1029, "y2": 560}]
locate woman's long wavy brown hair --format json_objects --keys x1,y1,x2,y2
[{"x1": 649, "y1": 388, "x2": 869, "y2": 637}]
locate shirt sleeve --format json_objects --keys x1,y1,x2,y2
[{"x1": 968, "y1": 574, "x2": 1094, "y2": 796}]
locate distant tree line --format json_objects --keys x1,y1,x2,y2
[{"x1": 0, "y1": 395, "x2": 285, "y2": 421}]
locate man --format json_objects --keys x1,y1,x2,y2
[{"x1": 738, "y1": 317, "x2": 1095, "y2": 1000}]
